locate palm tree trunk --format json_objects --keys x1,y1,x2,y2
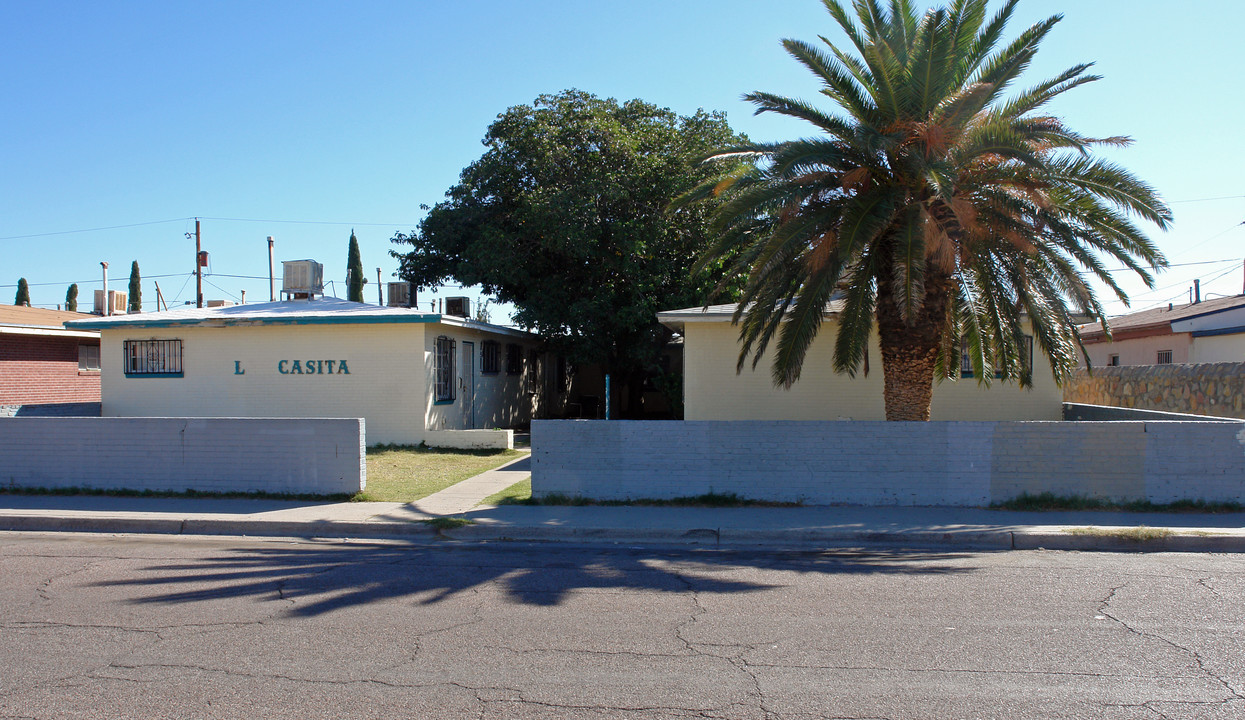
[{"x1": 875, "y1": 274, "x2": 952, "y2": 421}]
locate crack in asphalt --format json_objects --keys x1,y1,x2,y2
[
  {"x1": 1099, "y1": 582, "x2": 1245, "y2": 703},
  {"x1": 669, "y1": 568, "x2": 774, "y2": 719},
  {"x1": 1106, "y1": 696, "x2": 1245, "y2": 719}
]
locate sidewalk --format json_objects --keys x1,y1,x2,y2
[{"x1": 2, "y1": 492, "x2": 1243, "y2": 552}]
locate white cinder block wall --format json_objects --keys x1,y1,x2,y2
[
  {"x1": 0, "y1": 417, "x2": 365, "y2": 495},
  {"x1": 532, "y1": 420, "x2": 1245, "y2": 506}
]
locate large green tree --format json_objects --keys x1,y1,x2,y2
[
  {"x1": 14, "y1": 278, "x2": 30, "y2": 306},
  {"x1": 128, "y1": 261, "x2": 142, "y2": 313},
  {"x1": 346, "y1": 231, "x2": 366, "y2": 302},
  {"x1": 693, "y1": 0, "x2": 1170, "y2": 421},
  {"x1": 392, "y1": 90, "x2": 747, "y2": 414},
  {"x1": 65, "y1": 283, "x2": 78, "y2": 312}
]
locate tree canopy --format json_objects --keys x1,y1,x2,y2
[
  {"x1": 14, "y1": 278, "x2": 30, "y2": 306},
  {"x1": 692, "y1": 0, "x2": 1169, "y2": 420},
  {"x1": 65, "y1": 283, "x2": 78, "y2": 312},
  {"x1": 392, "y1": 89, "x2": 748, "y2": 400}
]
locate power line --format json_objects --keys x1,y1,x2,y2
[
  {"x1": 0, "y1": 272, "x2": 192, "y2": 288},
  {"x1": 199, "y1": 216, "x2": 419, "y2": 227},
  {"x1": 1168, "y1": 194, "x2": 1245, "y2": 204},
  {"x1": 0, "y1": 218, "x2": 193, "y2": 241},
  {"x1": 0, "y1": 215, "x2": 421, "y2": 241}
]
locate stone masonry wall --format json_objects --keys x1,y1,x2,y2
[
  {"x1": 0, "y1": 417, "x2": 366, "y2": 495},
  {"x1": 532, "y1": 419, "x2": 1245, "y2": 506},
  {"x1": 1064, "y1": 363, "x2": 1245, "y2": 420}
]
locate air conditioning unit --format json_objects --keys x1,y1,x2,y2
[
  {"x1": 282, "y1": 260, "x2": 324, "y2": 296},
  {"x1": 93, "y1": 290, "x2": 128, "y2": 315},
  {"x1": 444, "y1": 296, "x2": 470, "y2": 318},
  {"x1": 387, "y1": 282, "x2": 412, "y2": 307},
  {"x1": 206, "y1": 300, "x2": 236, "y2": 308}
]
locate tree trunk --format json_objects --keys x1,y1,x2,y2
[{"x1": 875, "y1": 273, "x2": 952, "y2": 421}]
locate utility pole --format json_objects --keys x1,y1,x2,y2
[
  {"x1": 376, "y1": 268, "x2": 383, "y2": 305},
  {"x1": 195, "y1": 219, "x2": 203, "y2": 308},
  {"x1": 268, "y1": 236, "x2": 276, "y2": 302}
]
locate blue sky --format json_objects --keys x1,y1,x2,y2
[{"x1": 2, "y1": 1, "x2": 1242, "y2": 319}]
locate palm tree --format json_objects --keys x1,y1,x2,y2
[{"x1": 693, "y1": 0, "x2": 1170, "y2": 420}]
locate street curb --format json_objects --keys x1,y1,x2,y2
[{"x1": 3, "y1": 515, "x2": 1243, "y2": 553}]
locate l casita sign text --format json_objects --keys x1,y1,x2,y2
[{"x1": 233, "y1": 360, "x2": 351, "y2": 376}]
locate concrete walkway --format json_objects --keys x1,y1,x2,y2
[{"x1": 411, "y1": 453, "x2": 530, "y2": 515}]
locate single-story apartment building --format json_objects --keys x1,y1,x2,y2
[
  {"x1": 0, "y1": 305, "x2": 101, "y2": 416},
  {"x1": 1078, "y1": 294, "x2": 1245, "y2": 367},
  {"x1": 657, "y1": 302, "x2": 1063, "y2": 421},
  {"x1": 68, "y1": 296, "x2": 560, "y2": 445}
]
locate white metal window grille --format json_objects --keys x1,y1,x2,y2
[
  {"x1": 435, "y1": 336, "x2": 456, "y2": 401},
  {"x1": 1157, "y1": 350, "x2": 1173, "y2": 364},
  {"x1": 481, "y1": 341, "x2": 500, "y2": 374},
  {"x1": 123, "y1": 339, "x2": 182, "y2": 376},
  {"x1": 506, "y1": 343, "x2": 521, "y2": 375}
]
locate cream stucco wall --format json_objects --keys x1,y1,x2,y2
[
  {"x1": 100, "y1": 323, "x2": 428, "y2": 445},
  {"x1": 682, "y1": 321, "x2": 1062, "y2": 421},
  {"x1": 1082, "y1": 333, "x2": 1191, "y2": 367},
  {"x1": 423, "y1": 327, "x2": 538, "y2": 431},
  {"x1": 1189, "y1": 333, "x2": 1245, "y2": 364}
]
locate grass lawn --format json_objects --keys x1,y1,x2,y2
[
  {"x1": 479, "y1": 477, "x2": 532, "y2": 506},
  {"x1": 356, "y1": 445, "x2": 523, "y2": 502}
]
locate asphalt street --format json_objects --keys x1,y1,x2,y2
[{"x1": 1, "y1": 532, "x2": 1242, "y2": 719}]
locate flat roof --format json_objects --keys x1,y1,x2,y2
[
  {"x1": 66, "y1": 297, "x2": 535, "y2": 338},
  {"x1": 657, "y1": 301, "x2": 846, "y2": 332}
]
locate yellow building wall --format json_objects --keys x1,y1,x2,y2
[
  {"x1": 100, "y1": 323, "x2": 428, "y2": 445},
  {"x1": 682, "y1": 321, "x2": 1063, "y2": 421},
  {"x1": 1082, "y1": 333, "x2": 1191, "y2": 367},
  {"x1": 1189, "y1": 333, "x2": 1245, "y2": 363}
]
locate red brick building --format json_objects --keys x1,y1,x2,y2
[{"x1": 0, "y1": 306, "x2": 101, "y2": 416}]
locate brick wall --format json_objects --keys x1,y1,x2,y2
[
  {"x1": 1064, "y1": 363, "x2": 1245, "y2": 420},
  {"x1": 532, "y1": 420, "x2": 1245, "y2": 506},
  {"x1": 0, "y1": 417, "x2": 365, "y2": 495},
  {"x1": 0, "y1": 335, "x2": 100, "y2": 405}
]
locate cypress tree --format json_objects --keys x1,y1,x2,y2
[
  {"x1": 14, "y1": 278, "x2": 30, "y2": 306},
  {"x1": 128, "y1": 261, "x2": 142, "y2": 313},
  {"x1": 66, "y1": 283, "x2": 79, "y2": 312},
  {"x1": 346, "y1": 231, "x2": 366, "y2": 302}
]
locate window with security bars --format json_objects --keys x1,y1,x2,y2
[
  {"x1": 481, "y1": 341, "x2": 500, "y2": 374},
  {"x1": 123, "y1": 339, "x2": 183, "y2": 376},
  {"x1": 435, "y1": 336, "x2": 456, "y2": 402},
  {"x1": 506, "y1": 343, "x2": 521, "y2": 375},
  {"x1": 960, "y1": 335, "x2": 1032, "y2": 379},
  {"x1": 1156, "y1": 350, "x2": 1172, "y2": 364}
]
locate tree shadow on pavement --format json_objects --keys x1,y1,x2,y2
[{"x1": 93, "y1": 542, "x2": 983, "y2": 617}]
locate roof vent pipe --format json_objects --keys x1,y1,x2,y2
[
  {"x1": 1194, "y1": 278, "x2": 1201, "y2": 304},
  {"x1": 100, "y1": 261, "x2": 110, "y2": 317}
]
